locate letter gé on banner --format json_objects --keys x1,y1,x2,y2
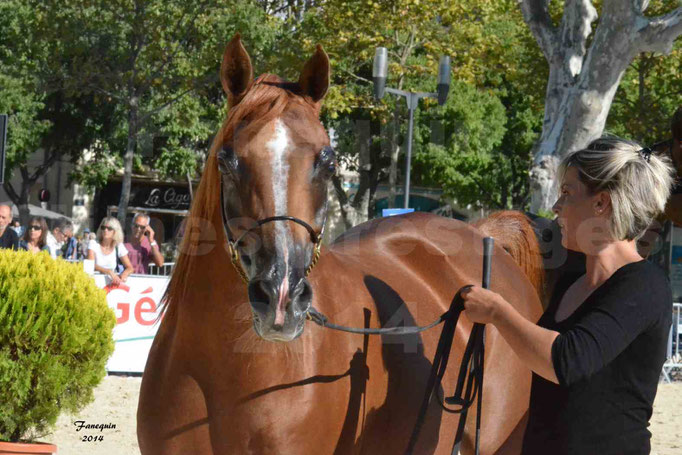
[{"x1": 94, "y1": 274, "x2": 169, "y2": 373}]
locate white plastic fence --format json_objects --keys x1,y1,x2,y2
[{"x1": 662, "y1": 303, "x2": 682, "y2": 383}]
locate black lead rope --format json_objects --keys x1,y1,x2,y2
[
  {"x1": 306, "y1": 237, "x2": 494, "y2": 455},
  {"x1": 306, "y1": 307, "x2": 448, "y2": 335}
]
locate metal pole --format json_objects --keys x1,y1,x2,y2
[{"x1": 404, "y1": 95, "x2": 416, "y2": 209}]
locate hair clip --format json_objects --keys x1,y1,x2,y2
[{"x1": 638, "y1": 147, "x2": 652, "y2": 163}]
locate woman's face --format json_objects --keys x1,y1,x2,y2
[
  {"x1": 28, "y1": 223, "x2": 42, "y2": 241},
  {"x1": 552, "y1": 166, "x2": 610, "y2": 254},
  {"x1": 101, "y1": 223, "x2": 115, "y2": 241}
]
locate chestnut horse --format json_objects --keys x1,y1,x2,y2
[{"x1": 137, "y1": 35, "x2": 544, "y2": 455}]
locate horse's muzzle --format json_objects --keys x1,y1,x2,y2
[{"x1": 247, "y1": 276, "x2": 312, "y2": 342}]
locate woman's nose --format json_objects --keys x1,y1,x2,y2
[{"x1": 552, "y1": 199, "x2": 561, "y2": 217}]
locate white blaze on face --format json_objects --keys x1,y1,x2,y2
[{"x1": 267, "y1": 118, "x2": 291, "y2": 324}]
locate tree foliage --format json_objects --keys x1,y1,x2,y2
[
  {"x1": 412, "y1": 81, "x2": 510, "y2": 209},
  {"x1": 1, "y1": 0, "x2": 680, "y2": 223}
]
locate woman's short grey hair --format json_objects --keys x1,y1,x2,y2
[
  {"x1": 557, "y1": 136, "x2": 676, "y2": 241},
  {"x1": 97, "y1": 216, "x2": 124, "y2": 246}
]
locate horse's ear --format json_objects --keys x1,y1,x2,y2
[
  {"x1": 221, "y1": 33, "x2": 253, "y2": 105},
  {"x1": 298, "y1": 45, "x2": 330, "y2": 106}
]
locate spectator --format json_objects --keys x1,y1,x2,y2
[
  {"x1": 79, "y1": 228, "x2": 91, "y2": 259},
  {"x1": 0, "y1": 205, "x2": 19, "y2": 250},
  {"x1": 18, "y1": 217, "x2": 50, "y2": 253},
  {"x1": 124, "y1": 212, "x2": 164, "y2": 274},
  {"x1": 46, "y1": 221, "x2": 65, "y2": 258},
  {"x1": 87, "y1": 217, "x2": 133, "y2": 286},
  {"x1": 57, "y1": 219, "x2": 78, "y2": 260},
  {"x1": 10, "y1": 219, "x2": 23, "y2": 237}
]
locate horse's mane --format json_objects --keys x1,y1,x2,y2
[
  {"x1": 161, "y1": 74, "x2": 317, "y2": 318},
  {"x1": 474, "y1": 211, "x2": 545, "y2": 300}
]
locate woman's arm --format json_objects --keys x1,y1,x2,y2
[
  {"x1": 89, "y1": 249, "x2": 117, "y2": 278},
  {"x1": 119, "y1": 254, "x2": 134, "y2": 281},
  {"x1": 462, "y1": 286, "x2": 560, "y2": 384}
]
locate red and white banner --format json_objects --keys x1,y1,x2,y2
[{"x1": 94, "y1": 274, "x2": 168, "y2": 373}]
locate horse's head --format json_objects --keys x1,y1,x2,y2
[{"x1": 218, "y1": 34, "x2": 335, "y2": 342}]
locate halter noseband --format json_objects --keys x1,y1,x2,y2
[{"x1": 219, "y1": 182, "x2": 325, "y2": 285}]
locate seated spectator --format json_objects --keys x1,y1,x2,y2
[
  {"x1": 46, "y1": 221, "x2": 65, "y2": 258},
  {"x1": 0, "y1": 204, "x2": 19, "y2": 250},
  {"x1": 79, "y1": 228, "x2": 91, "y2": 259},
  {"x1": 88, "y1": 217, "x2": 134, "y2": 286},
  {"x1": 18, "y1": 217, "x2": 50, "y2": 253},
  {"x1": 10, "y1": 219, "x2": 23, "y2": 237},
  {"x1": 57, "y1": 219, "x2": 78, "y2": 260},
  {"x1": 124, "y1": 212, "x2": 164, "y2": 274}
]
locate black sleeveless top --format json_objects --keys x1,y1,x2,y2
[{"x1": 522, "y1": 260, "x2": 671, "y2": 455}]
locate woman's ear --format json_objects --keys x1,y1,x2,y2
[{"x1": 595, "y1": 191, "x2": 611, "y2": 214}]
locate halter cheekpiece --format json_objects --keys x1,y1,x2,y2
[{"x1": 219, "y1": 182, "x2": 325, "y2": 284}]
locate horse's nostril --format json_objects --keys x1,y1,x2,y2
[
  {"x1": 295, "y1": 280, "x2": 313, "y2": 303},
  {"x1": 248, "y1": 279, "x2": 276, "y2": 311}
]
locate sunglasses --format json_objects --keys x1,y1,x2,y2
[
  {"x1": 102, "y1": 226, "x2": 114, "y2": 231},
  {"x1": 28, "y1": 225, "x2": 42, "y2": 231},
  {"x1": 133, "y1": 224, "x2": 147, "y2": 230}
]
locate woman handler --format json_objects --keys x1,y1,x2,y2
[{"x1": 462, "y1": 137, "x2": 675, "y2": 454}]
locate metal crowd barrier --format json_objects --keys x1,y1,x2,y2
[
  {"x1": 662, "y1": 303, "x2": 682, "y2": 383},
  {"x1": 64, "y1": 258, "x2": 174, "y2": 277},
  {"x1": 147, "y1": 262, "x2": 175, "y2": 276}
]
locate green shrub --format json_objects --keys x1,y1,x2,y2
[{"x1": 0, "y1": 250, "x2": 115, "y2": 442}]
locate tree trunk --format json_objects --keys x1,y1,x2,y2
[
  {"x1": 118, "y1": 101, "x2": 138, "y2": 225},
  {"x1": 521, "y1": 0, "x2": 682, "y2": 213},
  {"x1": 332, "y1": 119, "x2": 372, "y2": 230},
  {"x1": 351, "y1": 119, "x2": 371, "y2": 225},
  {"x1": 3, "y1": 156, "x2": 60, "y2": 226}
]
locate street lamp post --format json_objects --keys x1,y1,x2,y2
[{"x1": 373, "y1": 48, "x2": 451, "y2": 209}]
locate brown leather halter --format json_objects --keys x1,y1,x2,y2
[{"x1": 219, "y1": 182, "x2": 325, "y2": 284}]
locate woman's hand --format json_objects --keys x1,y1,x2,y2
[
  {"x1": 119, "y1": 273, "x2": 128, "y2": 283},
  {"x1": 461, "y1": 286, "x2": 509, "y2": 324},
  {"x1": 108, "y1": 270, "x2": 122, "y2": 286}
]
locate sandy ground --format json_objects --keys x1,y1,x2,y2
[{"x1": 44, "y1": 376, "x2": 682, "y2": 455}]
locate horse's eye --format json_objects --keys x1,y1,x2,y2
[
  {"x1": 315, "y1": 146, "x2": 337, "y2": 177},
  {"x1": 218, "y1": 145, "x2": 238, "y2": 176}
]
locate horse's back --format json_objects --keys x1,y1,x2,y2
[{"x1": 327, "y1": 212, "x2": 540, "y2": 320}]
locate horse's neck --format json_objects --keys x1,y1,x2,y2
[{"x1": 173, "y1": 217, "x2": 249, "y2": 319}]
